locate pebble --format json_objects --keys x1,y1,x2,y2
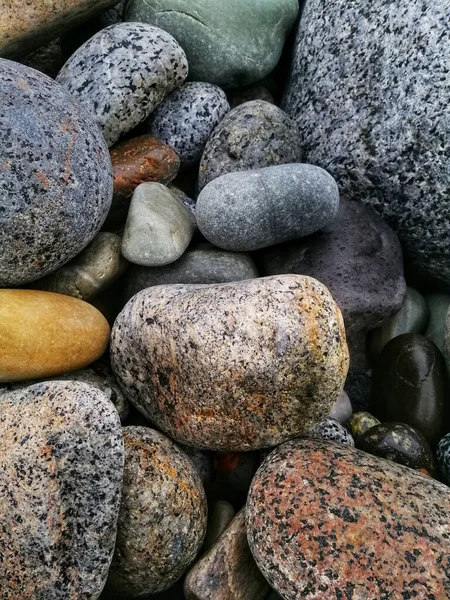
[
  {"x1": 424, "y1": 293, "x2": 450, "y2": 353},
  {"x1": 329, "y1": 391, "x2": 353, "y2": 424},
  {"x1": 372, "y1": 333, "x2": 450, "y2": 447},
  {"x1": 0, "y1": 381, "x2": 124, "y2": 598},
  {"x1": 178, "y1": 444, "x2": 214, "y2": 491},
  {"x1": 283, "y1": 0, "x2": 450, "y2": 288},
  {"x1": 56, "y1": 23, "x2": 188, "y2": 146},
  {"x1": 0, "y1": 290, "x2": 110, "y2": 383},
  {"x1": 346, "y1": 411, "x2": 381, "y2": 443},
  {"x1": 30, "y1": 232, "x2": 128, "y2": 301},
  {"x1": 0, "y1": 58, "x2": 113, "y2": 287},
  {"x1": 124, "y1": 0, "x2": 299, "y2": 88},
  {"x1": 111, "y1": 275, "x2": 349, "y2": 451},
  {"x1": 184, "y1": 510, "x2": 270, "y2": 600},
  {"x1": 146, "y1": 82, "x2": 230, "y2": 167},
  {"x1": 436, "y1": 433, "x2": 450, "y2": 486},
  {"x1": 246, "y1": 438, "x2": 450, "y2": 600},
  {"x1": 306, "y1": 417, "x2": 355, "y2": 447},
  {"x1": 121, "y1": 183, "x2": 196, "y2": 267},
  {"x1": 169, "y1": 185, "x2": 197, "y2": 214},
  {"x1": 198, "y1": 100, "x2": 302, "y2": 191},
  {"x1": 108, "y1": 134, "x2": 180, "y2": 227},
  {"x1": 202, "y1": 501, "x2": 236, "y2": 553},
  {"x1": 105, "y1": 426, "x2": 207, "y2": 597},
  {"x1": 196, "y1": 164, "x2": 340, "y2": 251}
]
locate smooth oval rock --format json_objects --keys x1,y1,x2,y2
[
  {"x1": 246, "y1": 438, "x2": 450, "y2": 600},
  {"x1": 146, "y1": 82, "x2": 230, "y2": 167},
  {"x1": 0, "y1": 59, "x2": 113, "y2": 287},
  {"x1": 346, "y1": 411, "x2": 381, "y2": 443},
  {"x1": 197, "y1": 164, "x2": 340, "y2": 252},
  {"x1": 57, "y1": 23, "x2": 188, "y2": 146},
  {"x1": 0, "y1": 289, "x2": 110, "y2": 382},
  {"x1": 329, "y1": 391, "x2": 352, "y2": 424},
  {"x1": 110, "y1": 274, "x2": 349, "y2": 451},
  {"x1": 124, "y1": 0, "x2": 298, "y2": 88},
  {"x1": 0, "y1": 381, "x2": 124, "y2": 599},
  {"x1": 306, "y1": 417, "x2": 354, "y2": 447},
  {"x1": 198, "y1": 100, "x2": 302, "y2": 191},
  {"x1": 372, "y1": 333, "x2": 450, "y2": 447},
  {"x1": 105, "y1": 426, "x2": 207, "y2": 597}
]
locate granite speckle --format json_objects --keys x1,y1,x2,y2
[{"x1": 306, "y1": 417, "x2": 355, "y2": 447}]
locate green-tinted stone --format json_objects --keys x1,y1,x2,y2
[
  {"x1": 424, "y1": 293, "x2": 450, "y2": 353},
  {"x1": 346, "y1": 411, "x2": 380, "y2": 443}
]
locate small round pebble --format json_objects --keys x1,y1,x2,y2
[
  {"x1": 329, "y1": 391, "x2": 353, "y2": 424},
  {"x1": 306, "y1": 417, "x2": 355, "y2": 447},
  {"x1": 346, "y1": 411, "x2": 380, "y2": 442}
]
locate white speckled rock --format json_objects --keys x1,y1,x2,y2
[
  {"x1": 306, "y1": 417, "x2": 355, "y2": 447},
  {"x1": 57, "y1": 23, "x2": 188, "y2": 146},
  {"x1": 0, "y1": 381, "x2": 124, "y2": 599}
]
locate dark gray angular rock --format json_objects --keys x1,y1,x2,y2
[
  {"x1": 0, "y1": 59, "x2": 113, "y2": 287},
  {"x1": 197, "y1": 164, "x2": 339, "y2": 252},
  {"x1": 57, "y1": 23, "x2": 188, "y2": 147},
  {"x1": 283, "y1": 0, "x2": 450, "y2": 287},
  {"x1": 198, "y1": 100, "x2": 302, "y2": 191},
  {"x1": 146, "y1": 82, "x2": 230, "y2": 167}
]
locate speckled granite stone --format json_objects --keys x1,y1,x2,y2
[
  {"x1": 247, "y1": 438, "x2": 450, "y2": 600},
  {"x1": 197, "y1": 164, "x2": 339, "y2": 251},
  {"x1": 306, "y1": 417, "x2": 354, "y2": 447},
  {"x1": 0, "y1": 59, "x2": 112, "y2": 287},
  {"x1": 0, "y1": 381, "x2": 124, "y2": 599},
  {"x1": 146, "y1": 82, "x2": 230, "y2": 167},
  {"x1": 57, "y1": 23, "x2": 188, "y2": 147},
  {"x1": 198, "y1": 101, "x2": 301, "y2": 191},
  {"x1": 185, "y1": 509, "x2": 269, "y2": 600},
  {"x1": 106, "y1": 426, "x2": 207, "y2": 597},
  {"x1": 110, "y1": 274, "x2": 349, "y2": 451},
  {"x1": 283, "y1": 0, "x2": 450, "y2": 287},
  {"x1": 178, "y1": 444, "x2": 214, "y2": 491}
]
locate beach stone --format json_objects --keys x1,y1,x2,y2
[
  {"x1": 0, "y1": 381, "x2": 124, "y2": 598},
  {"x1": 306, "y1": 417, "x2": 354, "y2": 447},
  {"x1": 121, "y1": 183, "x2": 196, "y2": 266},
  {"x1": 262, "y1": 197, "x2": 406, "y2": 368},
  {"x1": 424, "y1": 293, "x2": 450, "y2": 353},
  {"x1": 57, "y1": 23, "x2": 188, "y2": 147},
  {"x1": 368, "y1": 287, "x2": 429, "y2": 360},
  {"x1": 197, "y1": 164, "x2": 339, "y2": 252},
  {"x1": 146, "y1": 82, "x2": 230, "y2": 167},
  {"x1": 329, "y1": 391, "x2": 352, "y2": 424},
  {"x1": 283, "y1": 0, "x2": 450, "y2": 287},
  {"x1": 0, "y1": 289, "x2": 110, "y2": 382},
  {"x1": 110, "y1": 274, "x2": 349, "y2": 451},
  {"x1": 0, "y1": 59, "x2": 113, "y2": 287},
  {"x1": 184, "y1": 510, "x2": 269, "y2": 600},
  {"x1": 124, "y1": 0, "x2": 298, "y2": 88},
  {"x1": 105, "y1": 426, "x2": 207, "y2": 597},
  {"x1": 178, "y1": 444, "x2": 214, "y2": 491},
  {"x1": 202, "y1": 501, "x2": 236, "y2": 553},
  {"x1": 346, "y1": 411, "x2": 381, "y2": 443},
  {"x1": 30, "y1": 232, "x2": 128, "y2": 301},
  {"x1": 122, "y1": 244, "x2": 258, "y2": 303},
  {"x1": 246, "y1": 438, "x2": 450, "y2": 600},
  {"x1": 436, "y1": 433, "x2": 450, "y2": 486},
  {"x1": 169, "y1": 185, "x2": 197, "y2": 214},
  {"x1": 198, "y1": 101, "x2": 301, "y2": 191}
]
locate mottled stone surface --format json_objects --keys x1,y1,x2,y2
[
  {"x1": 122, "y1": 183, "x2": 196, "y2": 266},
  {"x1": 110, "y1": 275, "x2": 349, "y2": 451},
  {"x1": 106, "y1": 426, "x2": 207, "y2": 597},
  {"x1": 247, "y1": 438, "x2": 450, "y2": 600},
  {"x1": 283, "y1": 0, "x2": 450, "y2": 287},
  {"x1": 184, "y1": 510, "x2": 269, "y2": 600},
  {"x1": 0, "y1": 381, "x2": 124, "y2": 598},
  {"x1": 329, "y1": 391, "x2": 352, "y2": 424},
  {"x1": 0, "y1": 0, "x2": 117, "y2": 56},
  {"x1": 202, "y1": 501, "x2": 236, "y2": 553},
  {"x1": 262, "y1": 198, "x2": 406, "y2": 368},
  {"x1": 108, "y1": 135, "x2": 180, "y2": 226},
  {"x1": 346, "y1": 411, "x2": 380, "y2": 443},
  {"x1": 57, "y1": 23, "x2": 188, "y2": 146},
  {"x1": 178, "y1": 444, "x2": 214, "y2": 491},
  {"x1": 307, "y1": 417, "x2": 354, "y2": 447},
  {"x1": 0, "y1": 290, "x2": 110, "y2": 382},
  {"x1": 197, "y1": 164, "x2": 339, "y2": 251},
  {"x1": 424, "y1": 293, "x2": 450, "y2": 353},
  {"x1": 124, "y1": 0, "x2": 298, "y2": 88},
  {"x1": 146, "y1": 82, "x2": 230, "y2": 167},
  {"x1": 0, "y1": 59, "x2": 113, "y2": 287},
  {"x1": 198, "y1": 101, "x2": 301, "y2": 191}
]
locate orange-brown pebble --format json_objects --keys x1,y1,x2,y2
[{"x1": 0, "y1": 289, "x2": 110, "y2": 382}]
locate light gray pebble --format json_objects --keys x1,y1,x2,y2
[
  {"x1": 306, "y1": 417, "x2": 355, "y2": 447},
  {"x1": 329, "y1": 391, "x2": 353, "y2": 425}
]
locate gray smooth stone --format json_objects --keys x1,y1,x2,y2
[
  {"x1": 424, "y1": 293, "x2": 450, "y2": 353},
  {"x1": 329, "y1": 391, "x2": 353, "y2": 425},
  {"x1": 197, "y1": 164, "x2": 340, "y2": 252},
  {"x1": 122, "y1": 183, "x2": 196, "y2": 267}
]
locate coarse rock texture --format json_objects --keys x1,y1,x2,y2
[
  {"x1": 306, "y1": 417, "x2": 354, "y2": 447},
  {"x1": 0, "y1": 381, "x2": 124, "y2": 599},
  {"x1": 184, "y1": 510, "x2": 269, "y2": 600},
  {"x1": 124, "y1": 0, "x2": 299, "y2": 88},
  {"x1": 198, "y1": 101, "x2": 301, "y2": 191},
  {"x1": 246, "y1": 438, "x2": 450, "y2": 600},
  {"x1": 110, "y1": 275, "x2": 349, "y2": 451},
  {"x1": 0, "y1": 59, "x2": 113, "y2": 287},
  {"x1": 105, "y1": 426, "x2": 207, "y2": 597},
  {"x1": 0, "y1": 289, "x2": 110, "y2": 383},
  {"x1": 146, "y1": 82, "x2": 230, "y2": 167},
  {"x1": 0, "y1": 0, "x2": 117, "y2": 56},
  {"x1": 283, "y1": 0, "x2": 450, "y2": 287},
  {"x1": 57, "y1": 23, "x2": 188, "y2": 147},
  {"x1": 197, "y1": 164, "x2": 339, "y2": 251}
]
